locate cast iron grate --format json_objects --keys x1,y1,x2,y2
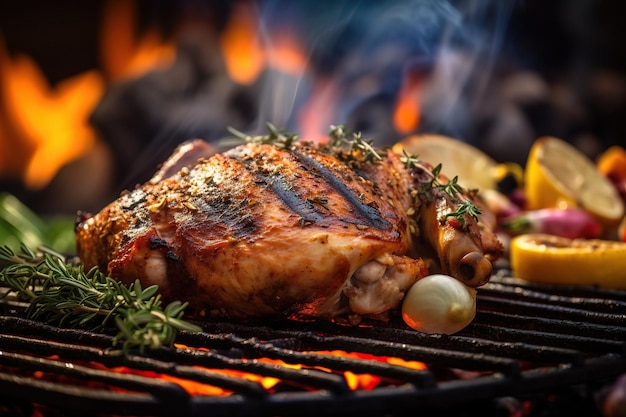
[{"x1": 1, "y1": 272, "x2": 625, "y2": 417}]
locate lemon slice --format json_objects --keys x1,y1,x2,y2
[
  {"x1": 392, "y1": 134, "x2": 498, "y2": 191},
  {"x1": 524, "y1": 136, "x2": 624, "y2": 226},
  {"x1": 510, "y1": 233, "x2": 626, "y2": 289}
]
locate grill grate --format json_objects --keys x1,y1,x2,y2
[{"x1": 1, "y1": 273, "x2": 625, "y2": 417}]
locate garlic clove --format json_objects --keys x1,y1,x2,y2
[{"x1": 401, "y1": 274, "x2": 477, "y2": 335}]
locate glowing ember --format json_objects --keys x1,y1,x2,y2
[
  {"x1": 309, "y1": 350, "x2": 428, "y2": 390},
  {"x1": 157, "y1": 345, "x2": 427, "y2": 395},
  {"x1": 107, "y1": 367, "x2": 234, "y2": 397},
  {"x1": 0, "y1": 348, "x2": 428, "y2": 399}
]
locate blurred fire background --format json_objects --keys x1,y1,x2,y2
[{"x1": 0, "y1": 0, "x2": 625, "y2": 218}]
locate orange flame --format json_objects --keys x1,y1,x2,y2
[
  {"x1": 0, "y1": 0, "x2": 178, "y2": 191},
  {"x1": 265, "y1": 26, "x2": 308, "y2": 76},
  {"x1": 159, "y1": 345, "x2": 428, "y2": 395},
  {"x1": 219, "y1": 0, "x2": 265, "y2": 85},
  {"x1": 24, "y1": 347, "x2": 427, "y2": 398},
  {"x1": 0, "y1": 37, "x2": 105, "y2": 190},
  {"x1": 393, "y1": 68, "x2": 424, "y2": 134},
  {"x1": 100, "y1": 0, "x2": 177, "y2": 82},
  {"x1": 219, "y1": 0, "x2": 308, "y2": 86},
  {"x1": 311, "y1": 350, "x2": 427, "y2": 390},
  {"x1": 0, "y1": 0, "x2": 429, "y2": 193}
]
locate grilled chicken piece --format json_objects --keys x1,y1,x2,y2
[{"x1": 76, "y1": 138, "x2": 502, "y2": 320}]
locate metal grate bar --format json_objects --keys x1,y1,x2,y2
[
  {"x1": 464, "y1": 323, "x2": 625, "y2": 354},
  {"x1": 0, "y1": 350, "x2": 189, "y2": 399},
  {"x1": 489, "y1": 274, "x2": 626, "y2": 301},
  {"x1": 181, "y1": 329, "x2": 521, "y2": 377},
  {"x1": 188, "y1": 320, "x2": 585, "y2": 367},
  {"x1": 0, "y1": 331, "x2": 353, "y2": 397},
  {"x1": 0, "y1": 333, "x2": 270, "y2": 397},
  {"x1": 1, "y1": 272, "x2": 626, "y2": 416},
  {"x1": 477, "y1": 295, "x2": 626, "y2": 325},
  {"x1": 151, "y1": 348, "x2": 353, "y2": 394},
  {"x1": 474, "y1": 310, "x2": 626, "y2": 340},
  {"x1": 0, "y1": 371, "x2": 163, "y2": 416},
  {"x1": 480, "y1": 282, "x2": 626, "y2": 313}
]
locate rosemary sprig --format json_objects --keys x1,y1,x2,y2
[
  {"x1": 0, "y1": 244, "x2": 202, "y2": 354},
  {"x1": 227, "y1": 122, "x2": 298, "y2": 149}
]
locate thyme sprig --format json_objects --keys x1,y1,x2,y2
[
  {"x1": 328, "y1": 125, "x2": 383, "y2": 164},
  {"x1": 0, "y1": 244, "x2": 202, "y2": 354},
  {"x1": 445, "y1": 200, "x2": 482, "y2": 229},
  {"x1": 227, "y1": 122, "x2": 298, "y2": 149},
  {"x1": 400, "y1": 149, "x2": 481, "y2": 230},
  {"x1": 399, "y1": 149, "x2": 421, "y2": 169},
  {"x1": 414, "y1": 163, "x2": 463, "y2": 199}
]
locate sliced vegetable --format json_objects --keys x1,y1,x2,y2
[
  {"x1": 402, "y1": 274, "x2": 476, "y2": 335},
  {"x1": 500, "y1": 207, "x2": 602, "y2": 239},
  {"x1": 507, "y1": 188, "x2": 528, "y2": 210},
  {"x1": 597, "y1": 145, "x2": 626, "y2": 180},
  {"x1": 510, "y1": 233, "x2": 626, "y2": 289},
  {"x1": 524, "y1": 136, "x2": 624, "y2": 226}
]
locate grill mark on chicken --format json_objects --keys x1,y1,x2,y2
[
  {"x1": 259, "y1": 174, "x2": 326, "y2": 225},
  {"x1": 228, "y1": 145, "x2": 336, "y2": 226},
  {"x1": 190, "y1": 179, "x2": 258, "y2": 239},
  {"x1": 292, "y1": 151, "x2": 392, "y2": 230},
  {"x1": 75, "y1": 139, "x2": 503, "y2": 320},
  {"x1": 224, "y1": 149, "x2": 328, "y2": 226}
]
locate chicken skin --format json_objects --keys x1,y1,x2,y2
[{"x1": 76, "y1": 133, "x2": 502, "y2": 320}]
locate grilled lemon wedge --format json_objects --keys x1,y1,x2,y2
[
  {"x1": 524, "y1": 136, "x2": 624, "y2": 227},
  {"x1": 510, "y1": 233, "x2": 626, "y2": 289}
]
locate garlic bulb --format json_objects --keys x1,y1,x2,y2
[{"x1": 401, "y1": 274, "x2": 477, "y2": 335}]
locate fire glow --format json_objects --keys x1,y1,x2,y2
[
  {"x1": 0, "y1": 0, "x2": 425, "y2": 192},
  {"x1": 164, "y1": 346, "x2": 427, "y2": 395},
  {"x1": 0, "y1": 38, "x2": 104, "y2": 190},
  {"x1": 0, "y1": 0, "x2": 176, "y2": 191},
  {"x1": 19, "y1": 348, "x2": 427, "y2": 397}
]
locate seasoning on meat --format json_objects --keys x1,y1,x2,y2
[{"x1": 76, "y1": 128, "x2": 503, "y2": 320}]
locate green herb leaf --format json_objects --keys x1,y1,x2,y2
[
  {"x1": 227, "y1": 122, "x2": 298, "y2": 149},
  {"x1": 328, "y1": 125, "x2": 383, "y2": 164},
  {"x1": 0, "y1": 244, "x2": 202, "y2": 354},
  {"x1": 444, "y1": 200, "x2": 482, "y2": 229},
  {"x1": 399, "y1": 150, "x2": 482, "y2": 231}
]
